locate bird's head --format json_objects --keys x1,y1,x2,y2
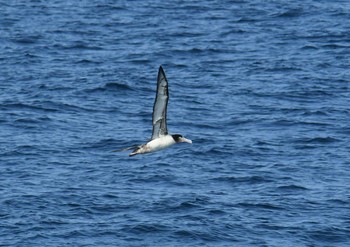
[{"x1": 172, "y1": 134, "x2": 192, "y2": 144}]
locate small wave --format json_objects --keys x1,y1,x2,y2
[
  {"x1": 76, "y1": 59, "x2": 102, "y2": 64},
  {"x1": 83, "y1": 138, "x2": 119, "y2": 149},
  {"x1": 301, "y1": 45, "x2": 318, "y2": 50},
  {"x1": 292, "y1": 136, "x2": 340, "y2": 150},
  {"x1": 189, "y1": 122, "x2": 217, "y2": 130},
  {"x1": 237, "y1": 17, "x2": 258, "y2": 23},
  {"x1": 3, "y1": 100, "x2": 91, "y2": 113},
  {"x1": 326, "y1": 198, "x2": 348, "y2": 205},
  {"x1": 237, "y1": 202, "x2": 283, "y2": 210},
  {"x1": 265, "y1": 65, "x2": 302, "y2": 72},
  {"x1": 322, "y1": 43, "x2": 350, "y2": 49},
  {"x1": 96, "y1": 4, "x2": 126, "y2": 11},
  {"x1": 59, "y1": 42, "x2": 103, "y2": 51},
  {"x1": 271, "y1": 119, "x2": 331, "y2": 127},
  {"x1": 308, "y1": 227, "x2": 349, "y2": 243},
  {"x1": 213, "y1": 175, "x2": 272, "y2": 185},
  {"x1": 11, "y1": 34, "x2": 42, "y2": 44},
  {"x1": 126, "y1": 223, "x2": 169, "y2": 234},
  {"x1": 157, "y1": 196, "x2": 210, "y2": 212},
  {"x1": 85, "y1": 82, "x2": 132, "y2": 93},
  {"x1": 128, "y1": 174, "x2": 176, "y2": 184},
  {"x1": 274, "y1": 8, "x2": 303, "y2": 18},
  {"x1": 2, "y1": 102, "x2": 58, "y2": 112},
  {"x1": 14, "y1": 116, "x2": 51, "y2": 124},
  {"x1": 301, "y1": 110, "x2": 328, "y2": 116},
  {"x1": 130, "y1": 58, "x2": 151, "y2": 64},
  {"x1": 174, "y1": 227, "x2": 238, "y2": 242},
  {"x1": 277, "y1": 185, "x2": 308, "y2": 191},
  {"x1": 302, "y1": 136, "x2": 339, "y2": 144},
  {"x1": 3, "y1": 145, "x2": 41, "y2": 156},
  {"x1": 105, "y1": 82, "x2": 133, "y2": 90},
  {"x1": 208, "y1": 208, "x2": 226, "y2": 215},
  {"x1": 200, "y1": 147, "x2": 233, "y2": 155}
]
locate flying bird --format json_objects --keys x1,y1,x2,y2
[{"x1": 114, "y1": 66, "x2": 192, "y2": 156}]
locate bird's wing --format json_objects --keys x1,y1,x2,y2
[{"x1": 151, "y1": 66, "x2": 169, "y2": 140}]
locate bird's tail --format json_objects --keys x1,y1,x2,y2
[
  {"x1": 112, "y1": 145, "x2": 142, "y2": 157},
  {"x1": 129, "y1": 147, "x2": 141, "y2": 157},
  {"x1": 112, "y1": 145, "x2": 139, "y2": 153}
]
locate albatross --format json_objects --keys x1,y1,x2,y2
[{"x1": 114, "y1": 66, "x2": 192, "y2": 156}]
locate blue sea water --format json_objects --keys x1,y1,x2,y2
[{"x1": 1, "y1": 0, "x2": 350, "y2": 246}]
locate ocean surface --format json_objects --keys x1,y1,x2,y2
[{"x1": 1, "y1": 1, "x2": 350, "y2": 246}]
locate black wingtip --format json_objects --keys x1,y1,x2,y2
[{"x1": 158, "y1": 65, "x2": 167, "y2": 78}]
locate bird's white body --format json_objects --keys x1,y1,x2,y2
[
  {"x1": 130, "y1": 135, "x2": 176, "y2": 156},
  {"x1": 146, "y1": 135, "x2": 176, "y2": 152}
]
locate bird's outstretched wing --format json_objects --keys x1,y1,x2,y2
[{"x1": 151, "y1": 66, "x2": 169, "y2": 140}]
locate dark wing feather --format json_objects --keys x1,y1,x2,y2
[{"x1": 151, "y1": 66, "x2": 169, "y2": 140}]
